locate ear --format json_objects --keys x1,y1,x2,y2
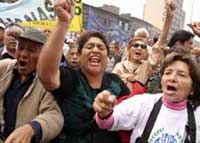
[{"x1": 175, "y1": 41, "x2": 182, "y2": 46}]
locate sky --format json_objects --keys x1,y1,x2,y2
[{"x1": 83, "y1": 0, "x2": 200, "y2": 30}]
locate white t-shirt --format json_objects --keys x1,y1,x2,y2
[{"x1": 111, "y1": 93, "x2": 200, "y2": 143}]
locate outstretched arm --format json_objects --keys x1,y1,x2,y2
[{"x1": 37, "y1": 0, "x2": 75, "y2": 91}]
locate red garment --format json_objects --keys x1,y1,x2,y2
[{"x1": 117, "y1": 82, "x2": 146, "y2": 143}]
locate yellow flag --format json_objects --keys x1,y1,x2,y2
[{"x1": 69, "y1": 0, "x2": 83, "y2": 32}]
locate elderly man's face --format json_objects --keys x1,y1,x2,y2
[
  {"x1": 4, "y1": 27, "x2": 23, "y2": 53},
  {"x1": 0, "y1": 28, "x2": 4, "y2": 43},
  {"x1": 16, "y1": 39, "x2": 42, "y2": 76},
  {"x1": 67, "y1": 47, "x2": 80, "y2": 69}
]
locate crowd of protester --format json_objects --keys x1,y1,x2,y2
[{"x1": 0, "y1": 0, "x2": 200, "y2": 143}]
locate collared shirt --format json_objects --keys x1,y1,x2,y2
[
  {"x1": 0, "y1": 46, "x2": 14, "y2": 60},
  {"x1": 3, "y1": 68, "x2": 42, "y2": 142}
]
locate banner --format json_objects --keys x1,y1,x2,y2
[
  {"x1": 0, "y1": 0, "x2": 55, "y2": 24},
  {"x1": 85, "y1": 9, "x2": 131, "y2": 43},
  {"x1": 20, "y1": 19, "x2": 57, "y2": 30},
  {"x1": 0, "y1": 0, "x2": 83, "y2": 31}
]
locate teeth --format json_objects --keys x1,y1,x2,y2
[
  {"x1": 135, "y1": 51, "x2": 141, "y2": 55},
  {"x1": 89, "y1": 56, "x2": 100, "y2": 63}
]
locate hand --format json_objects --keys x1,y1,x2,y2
[
  {"x1": 188, "y1": 22, "x2": 200, "y2": 37},
  {"x1": 93, "y1": 90, "x2": 116, "y2": 119},
  {"x1": 165, "y1": 0, "x2": 176, "y2": 18},
  {"x1": 191, "y1": 47, "x2": 200, "y2": 56},
  {"x1": 5, "y1": 124, "x2": 35, "y2": 143},
  {"x1": 127, "y1": 75, "x2": 136, "y2": 82},
  {"x1": 54, "y1": 0, "x2": 75, "y2": 23}
]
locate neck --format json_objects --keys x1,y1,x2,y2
[
  {"x1": 162, "y1": 96, "x2": 187, "y2": 110},
  {"x1": 7, "y1": 49, "x2": 15, "y2": 57},
  {"x1": 20, "y1": 75, "x2": 27, "y2": 82},
  {"x1": 129, "y1": 58, "x2": 141, "y2": 65},
  {"x1": 82, "y1": 70, "x2": 103, "y2": 89}
]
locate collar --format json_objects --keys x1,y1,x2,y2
[{"x1": 162, "y1": 96, "x2": 187, "y2": 110}]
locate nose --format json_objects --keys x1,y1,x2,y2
[
  {"x1": 19, "y1": 48, "x2": 29, "y2": 58},
  {"x1": 93, "y1": 45, "x2": 100, "y2": 51},
  {"x1": 72, "y1": 53, "x2": 78, "y2": 59},
  {"x1": 168, "y1": 72, "x2": 177, "y2": 82}
]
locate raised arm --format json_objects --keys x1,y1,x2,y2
[
  {"x1": 155, "y1": 0, "x2": 176, "y2": 47},
  {"x1": 37, "y1": 0, "x2": 75, "y2": 90},
  {"x1": 148, "y1": 0, "x2": 175, "y2": 67}
]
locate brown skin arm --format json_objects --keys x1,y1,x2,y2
[{"x1": 37, "y1": 0, "x2": 75, "y2": 91}]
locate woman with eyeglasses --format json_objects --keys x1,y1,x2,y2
[{"x1": 112, "y1": 36, "x2": 151, "y2": 91}]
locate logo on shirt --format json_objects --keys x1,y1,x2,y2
[{"x1": 148, "y1": 128, "x2": 184, "y2": 143}]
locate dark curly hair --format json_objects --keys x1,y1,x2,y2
[{"x1": 77, "y1": 31, "x2": 109, "y2": 55}]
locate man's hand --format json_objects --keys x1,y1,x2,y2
[
  {"x1": 165, "y1": 0, "x2": 176, "y2": 18},
  {"x1": 54, "y1": 0, "x2": 75, "y2": 23},
  {"x1": 5, "y1": 124, "x2": 35, "y2": 143},
  {"x1": 191, "y1": 47, "x2": 200, "y2": 56},
  {"x1": 188, "y1": 22, "x2": 200, "y2": 37},
  {"x1": 93, "y1": 90, "x2": 116, "y2": 119}
]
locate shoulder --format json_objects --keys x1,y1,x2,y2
[
  {"x1": 122, "y1": 93, "x2": 162, "y2": 106},
  {"x1": 0, "y1": 59, "x2": 16, "y2": 67},
  {"x1": 104, "y1": 72, "x2": 121, "y2": 81},
  {"x1": 104, "y1": 72, "x2": 130, "y2": 96},
  {"x1": 112, "y1": 61, "x2": 126, "y2": 73},
  {"x1": 0, "y1": 59, "x2": 16, "y2": 74},
  {"x1": 59, "y1": 66, "x2": 79, "y2": 79}
]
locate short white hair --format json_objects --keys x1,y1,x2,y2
[{"x1": 134, "y1": 28, "x2": 149, "y2": 38}]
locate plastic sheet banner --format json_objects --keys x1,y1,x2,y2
[
  {"x1": 0, "y1": 0, "x2": 55, "y2": 24},
  {"x1": 0, "y1": 0, "x2": 83, "y2": 31}
]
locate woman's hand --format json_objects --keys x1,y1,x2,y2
[
  {"x1": 54, "y1": 0, "x2": 75, "y2": 24},
  {"x1": 93, "y1": 90, "x2": 116, "y2": 119}
]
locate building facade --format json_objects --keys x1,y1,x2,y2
[
  {"x1": 83, "y1": 3, "x2": 160, "y2": 43},
  {"x1": 144, "y1": 0, "x2": 185, "y2": 38}
]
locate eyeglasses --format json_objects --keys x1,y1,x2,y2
[{"x1": 132, "y1": 43, "x2": 147, "y2": 49}]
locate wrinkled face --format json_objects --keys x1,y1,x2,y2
[
  {"x1": 183, "y1": 38, "x2": 193, "y2": 50},
  {"x1": 161, "y1": 60, "x2": 193, "y2": 102},
  {"x1": 43, "y1": 29, "x2": 51, "y2": 37},
  {"x1": 0, "y1": 28, "x2": 4, "y2": 42},
  {"x1": 109, "y1": 43, "x2": 115, "y2": 55},
  {"x1": 4, "y1": 28, "x2": 22, "y2": 52},
  {"x1": 67, "y1": 47, "x2": 80, "y2": 68},
  {"x1": 80, "y1": 37, "x2": 108, "y2": 75},
  {"x1": 16, "y1": 39, "x2": 42, "y2": 76},
  {"x1": 129, "y1": 40, "x2": 147, "y2": 62}
]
